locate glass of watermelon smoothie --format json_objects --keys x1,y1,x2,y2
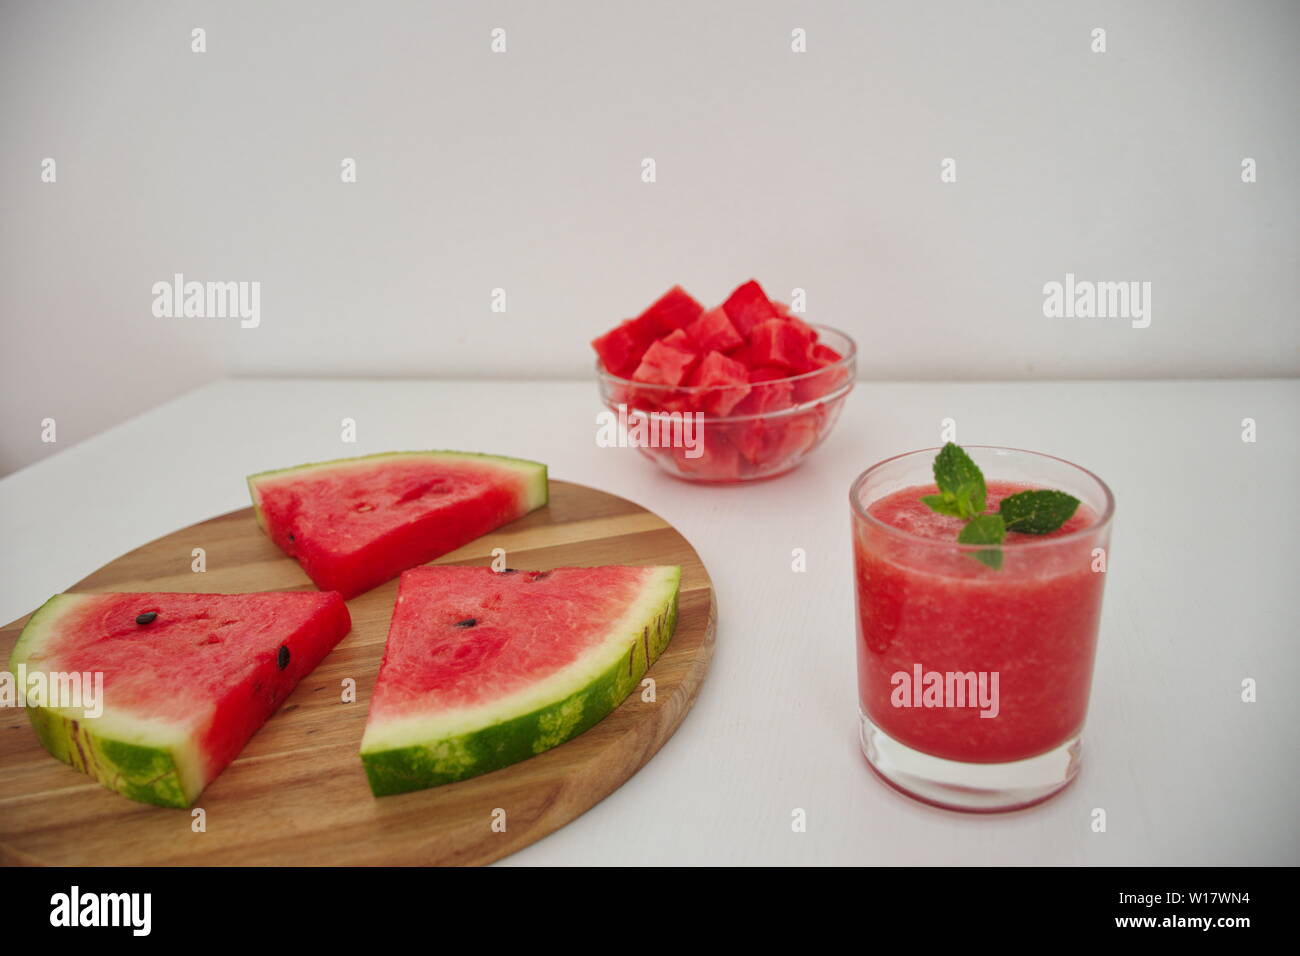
[{"x1": 850, "y1": 446, "x2": 1114, "y2": 812}]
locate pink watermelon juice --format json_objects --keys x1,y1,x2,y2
[{"x1": 850, "y1": 449, "x2": 1113, "y2": 787}]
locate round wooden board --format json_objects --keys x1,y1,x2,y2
[{"x1": 0, "y1": 480, "x2": 715, "y2": 866}]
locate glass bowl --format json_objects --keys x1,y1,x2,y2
[{"x1": 595, "y1": 325, "x2": 857, "y2": 483}]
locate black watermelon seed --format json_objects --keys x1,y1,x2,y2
[
  {"x1": 135, "y1": 612, "x2": 158, "y2": 626},
  {"x1": 277, "y1": 645, "x2": 290, "y2": 670},
  {"x1": 454, "y1": 618, "x2": 478, "y2": 628},
  {"x1": 287, "y1": 533, "x2": 296, "y2": 542},
  {"x1": 502, "y1": 568, "x2": 519, "y2": 574}
]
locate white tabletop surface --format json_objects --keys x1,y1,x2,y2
[{"x1": 2, "y1": 377, "x2": 1296, "y2": 866}]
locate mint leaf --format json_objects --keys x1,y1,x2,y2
[
  {"x1": 999, "y1": 489, "x2": 1080, "y2": 535},
  {"x1": 957, "y1": 513, "x2": 1006, "y2": 545},
  {"x1": 920, "y1": 492, "x2": 965, "y2": 517},
  {"x1": 918, "y1": 443, "x2": 1081, "y2": 571},
  {"x1": 957, "y1": 513, "x2": 1006, "y2": 570},
  {"x1": 952, "y1": 481, "x2": 983, "y2": 520},
  {"x1": 933, "y1": 443, "x2": 986, "y2": 517}
]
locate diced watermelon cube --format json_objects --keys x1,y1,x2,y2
[
  {"x1": 726, "y1": 342, "x2": 755, "y2": 368},
  {"x1": 660, "y1": 328, "x2": 698, "y2": 356},
  {"x1": 686, "y1": 306, "x2": 744, "y2": 354},
  {"x1": 749, "y1": 365, "x2": 794, "y2": 383},
  {"x1": 648, "y1": 333, "x2": 698, "y2": 408},
  {"x1": 735, "y1": 366, "x2": 796, "y2": 414},
  {"x1": 729, "y1": 419, "x2": 768, "y2": 464},
  {"x1": 786, "y1": 314, "x2": 819, "y2": 338},
  {"x1": 654, "y1": 388, "x2": 695, "y2": 413},
  {"x1": 722, "y1": 280, "x2": 779, "y2": 336},
  {"x1": 637, "y1": 285, "x2": 704, "y2": 333},
  {"x1": 763, "y1": 409, "x2": 823, "y2": 463},
  {"x1": 690, "y1": 350, "x2": 751, "y2": 417},
  {"x1": 671, "y1": 427, "x2": 743, "y2": 481},
  {"x1": 810, "y1": 343, "x2": 842, "y2": 365},
  {"x1": 631, "y1": 338, "x2": 697, "y2": 387},
  {"x1": 750, "y1": 318, "x2": 817, "y2": 370},
  {"x1": 592, "y1": 318, "x2": 654, "y2": 377},
  {"x1": 793, "y1": 344, "x2": 849, "y2": 402},
  {"x1": 730, "y1": 409, "x2": 823, "y2": 468}
]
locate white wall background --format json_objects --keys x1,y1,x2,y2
[{"x1": 2, "y1": 0, "x2": 1297, "y2": 474}]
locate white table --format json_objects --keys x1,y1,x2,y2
[{"x1": 2, "y1": 378, "x2": 1296, "y2": 865}]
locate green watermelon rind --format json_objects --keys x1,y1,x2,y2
[
  {"x1": 359, "y1": 566, "x2": 681, "y2": 797},
  {"x1": 9, "y1": 595, "x2": 201, "y2": 809},
  {"x1": 246, "y1": 450, "x2": 549, "y2": 533}
]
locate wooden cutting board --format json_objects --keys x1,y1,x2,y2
[{"x1": 0, "y1": 480, "x2": 715, "y2": 866}]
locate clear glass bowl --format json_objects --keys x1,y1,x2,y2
[{"x1": 595, "y1": 325, "x2": 857, "y2": 483}]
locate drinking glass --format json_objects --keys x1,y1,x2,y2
[{"x1": 850, "y1": 446, "x2": 1114, "y2": 811}]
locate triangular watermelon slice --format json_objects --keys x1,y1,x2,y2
[
  {"x1": 9, "y1": 590, "x2": 351, "y2": 807},
  {"x1": 248, "y1": 451, "x2": 549, "y2": 599},
  {"x1": 360, "y1": 565, "x2": 680, "y2": 796}
]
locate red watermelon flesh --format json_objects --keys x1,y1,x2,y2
[
  {"x1": 725, "y1": 342, "x2": 755, "y2": 368},
  {"x1": 690, "y1": 350, "x2": 751, "y2": 416},
  {"x1": 730, "y1": 410, "x2": 821, "y2": 468},
  {"x1": 686, "y1": 306, "x2": 744, "y2": 354},
  {"x1": 360, "y1": 565, "x2": 681, "y2": 794},
  {"x1": 592, "y1": 318, "x2": 654, "y2": 377},
  {"x1": 9, "y1": 590, "x2": 351, "y2": 807},
  {"x1": 659, "y1": 328, "x2": 698, "y2": 356},
  {"x1": 729, "y1": 420, "x2": 766, "y2": 465},
  {"x1": 736, "y1": 367, "x2": 796, "y2": 414},
  {"x1": 649, "y1": 387, "x2": 695, "y2": 413},
  {"x1": 638, "y1": 336, "x2": 697, "y2": 409},
  {"x1": 248, "y1": 452, "x2": 548, "y2": 599},
  {"x1": 750, "y1": 365, "x2": 795, "y2": 382},
  {"x1": 811, "y1": 343, "x2": 843, "y2": 365},
  {"x1": 637, "y1": 285, "x2": 703, "y2": 333},
  {"x1": 669, "y1": 426, "x2": 742, "y2": 479},
  {"x1": 793, "y1": 344, "x2": 850, "y2": 402},
  {"x1": 767, "y1": 408, "x2": 824, "y2": 461},
  {"x1": 631, "y1": 338, "x2": 698, "y2": 386},
  {"x1": 722, "y1": 279, "x2": 780, "y2": 336},
  {"x1": 750, "y1": 317, "x2": 817, "y2": 370}
]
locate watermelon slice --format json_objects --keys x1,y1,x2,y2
[
  {"x1": 248, "y1": 451, "x2": 548, "y2": 599},
  {"x1": 360, "y1": 565, "x2": 680, "y2": 796},
  {"x1": 9, "y1": 590, "x2": 351, "y2": 807}
]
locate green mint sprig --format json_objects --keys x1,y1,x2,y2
[
  {"x1": 922, "y1": 443, "x2": 1081, "y2": 569},
  {"x1": 921, "y1": 441, "x2": 987, "y2": 519}
]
